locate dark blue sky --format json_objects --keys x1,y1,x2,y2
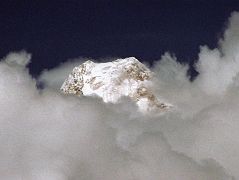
[{"x1": 0, "y1": 0, "x2": 239, "y2": 76}]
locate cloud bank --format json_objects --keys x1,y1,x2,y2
[{"x1": 1, "y1": 12, "x2": 239, "y2": 180}]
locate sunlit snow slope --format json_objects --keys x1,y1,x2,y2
[{"x1": 61, "y1": 57, "x2": 172, "y2": 113}]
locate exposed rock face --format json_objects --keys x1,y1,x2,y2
[{"x1": 61, "y1": 57, "x2": 172, "y2": 113}]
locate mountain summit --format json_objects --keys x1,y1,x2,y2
[{"x1": 61, "y1": 57, "x2": 172, "y2": 113}]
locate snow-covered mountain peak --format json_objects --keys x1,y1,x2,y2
[{"x1": 61, "y1": 57, "x2": 172, "y2": 113}]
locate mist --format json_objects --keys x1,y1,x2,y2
[{"x1": 1, "y1": 12, "x2": 239, "y2": 180}]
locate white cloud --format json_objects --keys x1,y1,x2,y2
[{"x1": 1, "y1": 11, "x2": 239, "y2": 180}]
